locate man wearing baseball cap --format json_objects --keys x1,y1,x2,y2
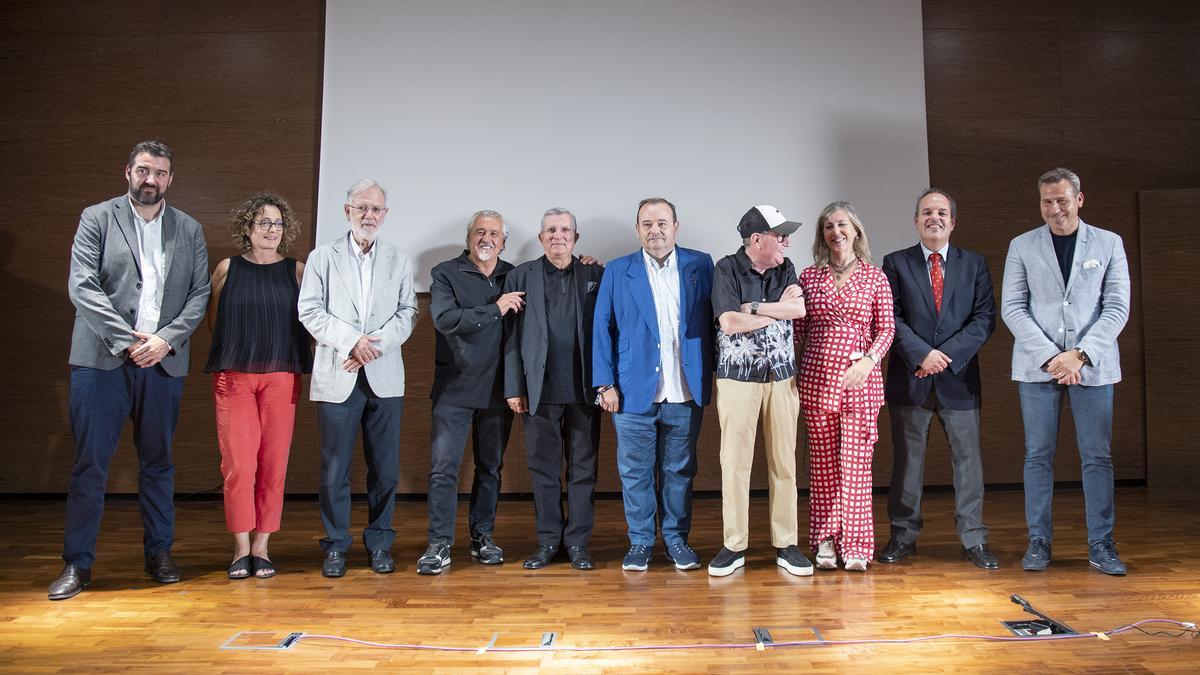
[{"x1": 708, "y1": 205, "x2": 812, "y2": 576}]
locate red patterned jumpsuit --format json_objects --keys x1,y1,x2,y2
[{"x1": 794, "y1": 262, "x2": 895, "y2": 563}]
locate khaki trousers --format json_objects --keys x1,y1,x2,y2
[{"x1": 716, "y1": 376, "x2": 800, "y2": 551}]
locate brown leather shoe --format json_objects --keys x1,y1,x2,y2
[
  {"x1": 145, "y1": 550, "x2": 181, "y2": 583},
  {"x1": 48, "y1": 563, "x2": 91, "y2": 600}
]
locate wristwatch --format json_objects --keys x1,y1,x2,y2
[
  {"x1": 1074, "y1": 347, "x2": 1090, "y2": 364},
  {"x1": 750, "y1": 301, "x2": 760, "y2": 315}
]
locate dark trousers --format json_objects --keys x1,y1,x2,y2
[
  {"x1": 63, "y1": 363, "x2": 184, "y2": 569},
  {"x1": 524, "y1": 402, "x2": 600, "y2": 548},
  {"x1": 887, "y1": 389, "x2": 988, "y2": 548},
  {"x1": 427, "y1": 400, "x2": 513, "y2": 544},
  {"x1": 315, "y1": 370, "x2": 403, "y2": 553}
]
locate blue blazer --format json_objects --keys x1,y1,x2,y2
[
  {"x1": 881, "y1": 244, "x2": 995, "y2": 410},
  {"x1": 592, "y1": 246, "x2": 714, "y2": 415}
]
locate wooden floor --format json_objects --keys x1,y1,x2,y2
[{"x1": 3, "y1": 488, "x2": 1198, "y2": 672}]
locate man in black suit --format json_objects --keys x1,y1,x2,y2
[
  {"x1": 879, "y1": 189, "x2": 998, "y2": 569},
  {"x1": 503, "y1": 208, "x2": 605, "y2": 570}
]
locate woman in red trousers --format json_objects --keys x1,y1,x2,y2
[
  {"x1": 794, "y1": 201, "x2": 894, "y2": 572},
  {"x1": 205, "y1": 194, "x2": 313, "y2": 579}
]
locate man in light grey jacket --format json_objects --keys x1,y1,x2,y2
[
  {"x1": 1001, "y1": 167, "x2": 1130, "y2": 576},
  {"x1": 298, "y1": 178, "x2": 417, "y2": 578},
  {"x1": 51, "y1": 140, "x2": 210, "y2": 601}
]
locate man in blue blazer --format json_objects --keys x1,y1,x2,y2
[
  {"x1": 880, "y1": 189, "x2": 998, "y2": 569},
  {"x1": 1001, "y1": 168, "x2": 1130, "y2": 576},
  {"x1": 593, "y1": 197, "x2": 714, "y2": 572}
]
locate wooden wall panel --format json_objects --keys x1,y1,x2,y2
[
  {"x1": 3, "y1": 1, "x2": 1197, "y2": 495},
  {"x1": 1140, "y1": 189, "x2": 1200, "y2": 489}
]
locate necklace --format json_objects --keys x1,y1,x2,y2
[{"x1": 830, "y1": 257, "x2": 857, "y2": 275}]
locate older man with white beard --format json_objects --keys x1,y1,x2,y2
[{"x1": 418, "y1": 210, "x2": 525, "y2": 575}]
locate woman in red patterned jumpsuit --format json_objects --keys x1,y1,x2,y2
[{"x1": 794, "y1": 201, "x2": 895, "y2": 571}]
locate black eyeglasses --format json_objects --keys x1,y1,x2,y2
[{"x1": 255, "y1": 219, "x2": 287, "y2": 231}]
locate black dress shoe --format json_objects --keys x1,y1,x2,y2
[
  {"x1": 567, "y1": 545, "x2": 594, "y2": 570},
  {"x1": 48, "y1": 564, "x2": 91, "y2": 601},
  {"x1": 876, "y1": 538, "x2": 916, "y2": 564},
  {"x1": 962, "y1": 543, "x2": 1000, "y2": 570},
  {"x1": 145, "y1": 550, "x2": 181, "y2": 583},
  {"x1": 369, "y1": 550, "x2": 395, "y2": 574},
  {"x1": 322, "y1": 551, "x2": 346, "y2": 578},
  {"x1": 523, "y1": 545, "x2": 558, "y2": 570}
]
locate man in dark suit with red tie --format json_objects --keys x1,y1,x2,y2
[{"x1": 879, "y1": 189, "x2": 998, "y2": 569}]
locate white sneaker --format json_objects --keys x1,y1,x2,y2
[
  {"x1": 844, "y1": 557, "x2": 868, "y2": 572},
  {"x1": 815, "y1": 539, "x2": 837, "y2": 570}
]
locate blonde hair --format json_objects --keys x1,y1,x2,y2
[{"x1": 811, "y1": 200, "x2": 872, "y2": 266}]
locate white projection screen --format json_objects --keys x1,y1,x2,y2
[{"x1": 318, "y1": 0, "x2": 929, "y2": 290}]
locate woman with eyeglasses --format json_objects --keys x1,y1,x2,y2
[{"x1": 205, "y1": 194, "x2": 313, "y2": 579}]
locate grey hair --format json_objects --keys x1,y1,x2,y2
[
  {"x1": 541, "y1": 207, "x2": 578, "y2": 233},
  {"x1": 914, "y1": 188, "x2": 957, "y2": 221},
  {"x1": 1038, "y1": 168, "x2": 1081, "y2": 196},
  {"x1": 346, "y1": 178, "x2": 387, "y2": 203},
  {"x1": 812, "y1": 200, "x2": 873, "y2": 266},
  {"x1": 465, "y1": 209, "x2": 508, "y2": 244}
]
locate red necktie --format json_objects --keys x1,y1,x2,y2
[{"x1": 930, "y1": 252, "x2": 943, "y2": 313}]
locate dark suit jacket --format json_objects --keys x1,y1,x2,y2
[
  {"x1": 882, "y1": 244, "x2": 995, "y2": 410},
  {"x1": 502, "y1": 256, "x2": 605, "y2": 414},
  {"x1": 592, "y1": 246, "x2": 714, "y2": 415}
]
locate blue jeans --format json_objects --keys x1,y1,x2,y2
[
  {"x1": 611, "y1": 402, "x2": 703, "y2": 547},
  {"x1": 1018, "y1": 381, "x2": 1115, "y2": 545}
]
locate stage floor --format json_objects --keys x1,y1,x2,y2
[{"x1": 3, "y1": 488, "x2": 1197, "y2": 672}]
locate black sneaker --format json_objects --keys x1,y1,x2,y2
[
  {"x1": 417, "y1": 541, "x2": 451, "y2": 575},
  {"x1": 470, "y1": 532, "x2": 504, "y2": 565},
  {"x1": 777, "y1": 545, "x2": 814, "y2": 576},
  {"x1": 1022, "y1": 537, "x2": 1052, "y2": 572},
  {"x1": 707, "y1": 547, "x2": 746, "y2": 577},
  {"x1": 1089, "y1": 540, "x2": 1127, "y2": 576}
]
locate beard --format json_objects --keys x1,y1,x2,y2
[
  {"x1": 130, "y1": 183, "x2": 164, "y2": 206},
  {"x1": 475, "y1": 249, "x2": 494, "y2": 262}
]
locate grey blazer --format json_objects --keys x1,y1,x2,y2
[
  {"x1": 68, "y1": 195, "x2": 210, "y2": 377},
  {"x1": 298, "y1": 233, "x2": 418, "y2": 403},
  {"x1": 1000, "y1": 220, "x2": 1130, "y2": 385}
]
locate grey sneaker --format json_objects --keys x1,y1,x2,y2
[
  {"x1": 777, "y1": 545, "x2": 814, "y2": 577},
  {"x1": 621, "y1": 544, "x2": 652, "y2": 571},
  {"x1": 1089, "y1": 540, "x2": 1127, "y2": 576},
  {"x1": 470, "y1": 532, "x2": 504, "y2": 565},
  {"x1": 666, "y1": 542, "x2": 701, "y2": 570},
  {"x1": 707, "y1": 547, "x2": 746, "y2": 577},
  {"x1": 417, "y1": 541, "x2": 451, "y2": 575},
  {"x1": 1022, "y1": 537, "x2": 1052, "y2": 572},
  {"x1": 815, "y1": 538, "x2": 837, "y2": 570}
]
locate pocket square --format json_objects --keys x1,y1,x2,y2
[
  {"x1": 1082, "y1": 259, "x2": 1101, "y2": 269},
  {"x1": 587, "y1": 281, "x2": 598, "y2": 293}
]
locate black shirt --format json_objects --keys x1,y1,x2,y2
[
  {"x1": 711, "y1": 247, "x2": 797, "y2": 382},
  {"x1": 429, "y1": 251, "x2": 514, "y2": 409},
  {"x1": 1051, "y1": 230, "x2": 1077, "y2": 286},
  {"x1": 204, "y1": 256, "x2": 313, "y2": 374},
  {"x1": 540, "y1": 258, "x2": 583, "y2": 405}
]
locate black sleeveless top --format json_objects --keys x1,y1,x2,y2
[{"x1": 204, "y1": 256, "x2": 313, "y2": 374}]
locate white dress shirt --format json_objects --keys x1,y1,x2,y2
[
  {"x1": 642, "y1": 247, "x2": 692, "y2": 403},
  {"x1": 347, "y1": 232, "x2": 376, "y2": 330},
  {"x1": 131, "y1": 196, "x2": 166, "y2": 334}
]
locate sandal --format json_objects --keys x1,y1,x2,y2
[
  {"x1": 228, "y1": 555, "x2": 252, "y2": 579},
  {"x1": 251, "y1": 556, "x2": 276, "y2": 579}
]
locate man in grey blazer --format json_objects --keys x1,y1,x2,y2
[
  {"x1": 503, "y1": 208, "x2": 605, "y2": 571},
  {"x1": 50, "y1": 140, "x2": 210, "y2": 600},
  {"x1": 1001, "y1": 167, "x2": 1131, "y2": 576},
  {"x1": 298, "y1": 178, "x2": 418, "y2": 578}
]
